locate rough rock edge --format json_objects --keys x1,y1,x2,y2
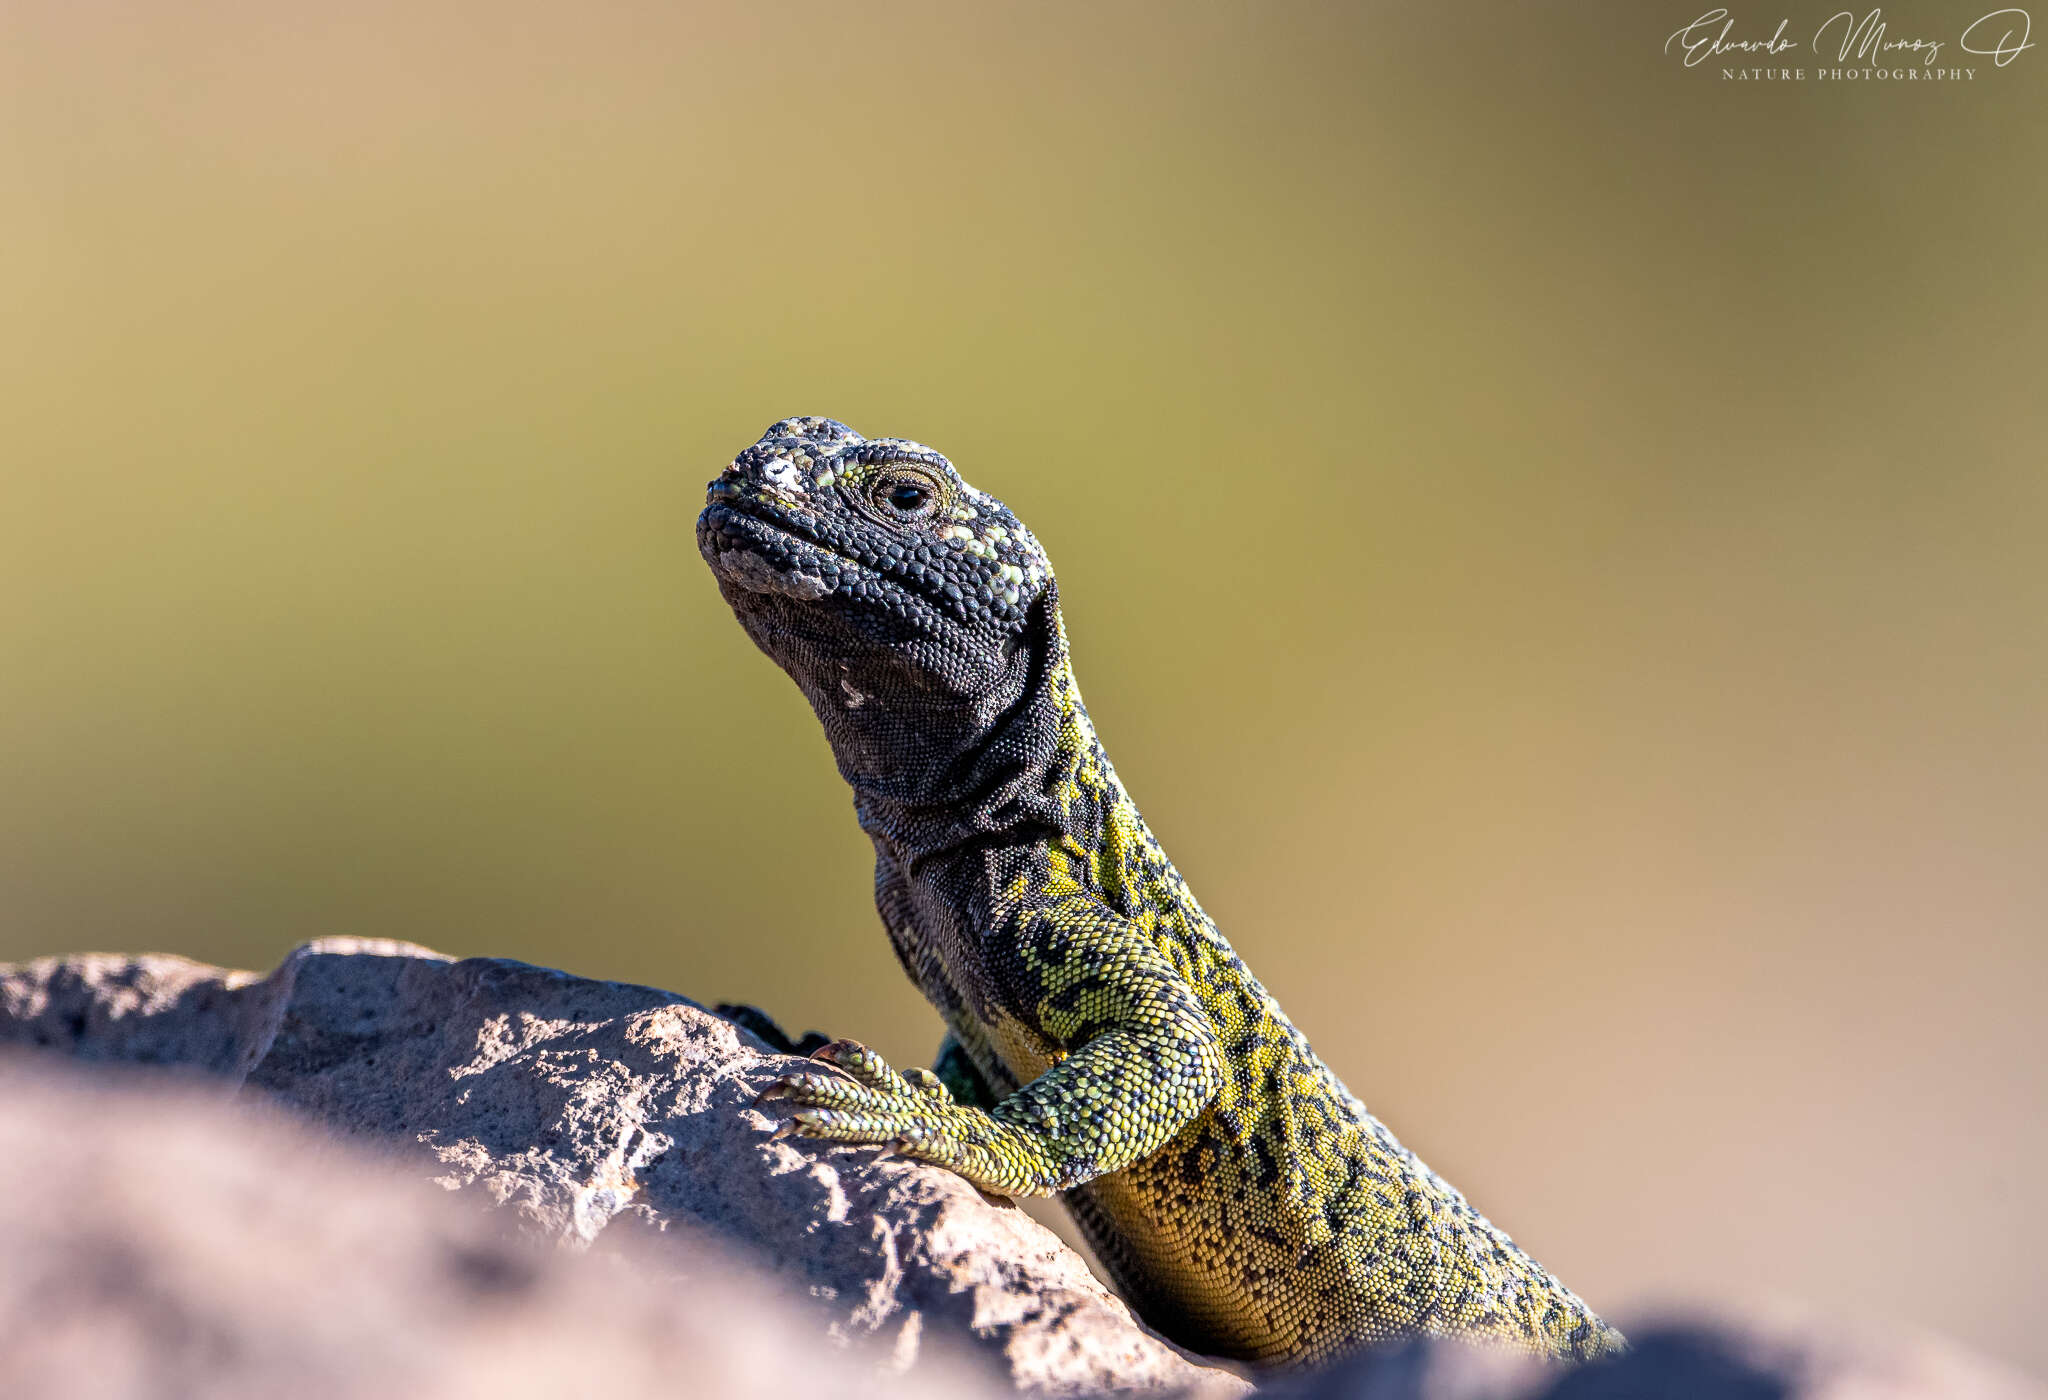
[
  {"x1": 0, "y1": 1058, "x2": 995, "y2": 1400},
  {"x1": 6, "y1": 942, "x2": 2040, "y2": 1400},
  {"x1": 0, "y1": 939, "x2": 1246, "y2": 1399}
]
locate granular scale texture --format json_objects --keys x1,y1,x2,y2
[{"x1": 699, "y1": 417, "x2": 1624, "y2": 1367}]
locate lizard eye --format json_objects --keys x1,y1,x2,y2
[{"x1": 870, "y1": 469, "x2": 942, "y2": 519}]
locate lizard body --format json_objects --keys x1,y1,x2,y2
[{"x1": 697, "y1": 417, "x2": 1623, "y2": 1367}]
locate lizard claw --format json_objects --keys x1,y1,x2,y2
[
  {"x1": 808, "y1": 1038, "x2": 871, "y2": 1068},
  {"x1": 769, "y1": 1119, "x2": 798, "y2": 1141}
]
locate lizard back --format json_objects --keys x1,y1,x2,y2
[{"x1": 699, "y1": 417, "x2": 1623, "y2": 1365}]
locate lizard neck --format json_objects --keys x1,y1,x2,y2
[{"x1": 819, "y1": 593, "x2": 1108, "y2": 867}]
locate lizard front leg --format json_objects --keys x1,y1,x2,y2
[
  {"x1": 930, "y1": 1028, "x2": 1000, "y2": 1110},
  {"x1": 757, "y1": 910, "x2": 1225, "y2": 1197}
]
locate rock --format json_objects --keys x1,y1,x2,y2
[
  {"x1": 1249, "y1": 1318, "x2": 2043, "y2": 1400},
  {"x1": 6, "y1": 942, "x2": 2036, "y2": 1400},
  {"x1": 0, "y1": 1058, "x2": 988, "y2": 1400},
  {"x1": 0, "y1": 940, "x2": 1242, "y2": 1397}
]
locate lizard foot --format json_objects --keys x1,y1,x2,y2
[{"x1": 753, "y1": 1039, "x2": 1058, "y2": 1194}]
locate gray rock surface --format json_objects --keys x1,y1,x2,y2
[
  {"x1": 4, "y1": 942, "x2": 2037, "y2": 1400},
  {"x1": 0, "y1": 940, "x2": 1243, "y2": 1397},
  {"x1": 0, "y1": 1060, "x2": 990, "y2": 1400},
  {"x1": 1252, "y1": 1317, "x2": 2043, "y2": 1400}
]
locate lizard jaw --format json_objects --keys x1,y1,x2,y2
[
  {"x1": 696, "y1": 495, "x2": 969, "y2": 633},
  {"x1": 699, "y1": 504, "x2": 836, "y2": 602},
  {"x1": 697, "y1": 501, "x2": 846, "y2": 602}
]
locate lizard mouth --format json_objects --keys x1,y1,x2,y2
[
  {"x1": 697, "y1": 490, "x2": 955, "y2": 624},
  {"x1": 698, "y1": 500, "x2": 846, "y2": 603}
]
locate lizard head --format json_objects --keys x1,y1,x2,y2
[{"x1": 698, "y1": 417, "x2": 1057, "y2": 713}]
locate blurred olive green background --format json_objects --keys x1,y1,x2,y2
[{"x1": 4, "y1": 0, "x2": 2043, "y2": 1377}]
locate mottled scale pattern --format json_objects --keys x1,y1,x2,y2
[{"x1": 697, "y1": 418, "x2": 1625, "y2": 1367}]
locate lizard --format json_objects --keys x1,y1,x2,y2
[{"x1": 696, "y1": 416, "x2": 1625, "y2": 1368}]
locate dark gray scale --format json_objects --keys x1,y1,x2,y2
[{"x1": 699, "y1": 418, "x2": 1628, "y2": 1368}]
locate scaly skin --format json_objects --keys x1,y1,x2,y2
[{"x1": 697, "y1": 417, "x2": 1624, "y2": 1367}]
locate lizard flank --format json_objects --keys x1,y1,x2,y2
[{"x1": 698, "y1": 417, "x2": 1624, "y2": 1367}]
